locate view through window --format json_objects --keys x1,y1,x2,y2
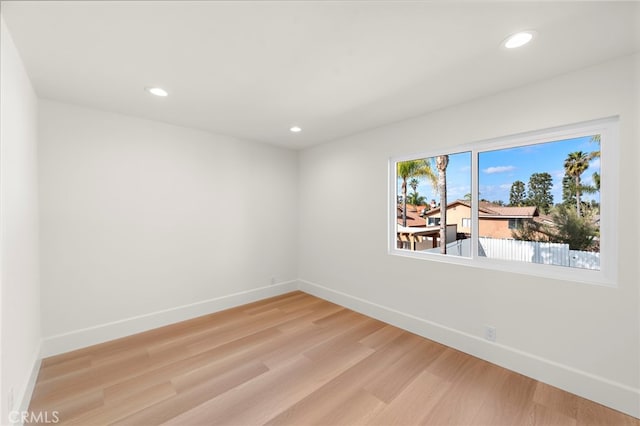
[
  {"x1": 393, "y1": 130, "x2": 604, "y2": 273},
  {"x1": 396, "y1": 152, "x2": 471, "y2": 257},
  {"x1": 478, "y1": 135, "x2": 601, "y2": 270}
]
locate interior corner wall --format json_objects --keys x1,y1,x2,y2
[
  {"x1": 297, "y1": 54, "x2": 640, "y2": 417},
  {"x1": 38, "y1": 100, "x2": 299, "y2": 354},
  {"x1": 0, "y1": 15, "x2": 42, "y2": 423}
]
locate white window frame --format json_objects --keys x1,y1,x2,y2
[{"x1": 388, "y1": 117, "x2": 619, "y2": 287}]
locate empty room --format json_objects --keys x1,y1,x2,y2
[{"x1": 1, "y1": 1, "x2": 639, "y2": 425}]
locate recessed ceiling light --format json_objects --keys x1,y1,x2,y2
[
  {"x1": 504, "y1": 31, "x2": 535, "y2": 49},
  {"x1": 290, "y1": 126, "x2": 302, "y2": 133},
  {"x1": 146, "y1": 87, "x2": 169, "y2": 97}
]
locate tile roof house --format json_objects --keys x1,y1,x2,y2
[
  {"x1": 396, "y1": 204, "x2": 429, "y2": 227},
  {"x1": 422, "y1": 200, "x2": 543, "y2": 239}
]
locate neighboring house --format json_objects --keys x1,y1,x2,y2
[
  {"x1": 396, "y1": 204, "x2": 428, "y2": 227},
  {"x1": 478, "y1": 203, "x2": 539, "y2": 239},
  {"x1": 397, "y1": 204, "x2": 454, "y2": 251},
  {"x1": 421, "y1": 200, "x2": 474, "y2": 235},
  {"x1": 534, "y1": 213, "x2": 556, "y2": 227},
  {"x1": 422, "y1": 200, "x2": 542, "y2": 239}
]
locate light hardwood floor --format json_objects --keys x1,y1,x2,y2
[{"x1": 29, "y1": 291, "x2": 639, "y2": 425}]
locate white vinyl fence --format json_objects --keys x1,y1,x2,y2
[
  {"x1": 422, "y1": 237, "x2": 600, "y2": 270},
  {"x1": 568, "y1": 249, "x2": 600, "y2": 270},
  {"x1": 478, "y1": 237, "x2": 600, "y2": 270}
]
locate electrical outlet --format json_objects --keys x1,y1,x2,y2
[
  {"x1": 484, "y1": 325, "x2": 497, "y2": 342},
  {"x1": 7, "y1": 387, "x2": 14, "y2": 411}
]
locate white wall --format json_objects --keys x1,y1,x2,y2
[
  {"x1": 298, "y1": 54, "x2": 640, "y2": 417},
  {"x1": 38, "y1": 100, "x2": 299, "y2": 352},
  {"x1": 0, "y1": 15, "x2": 41, "y2": 423},
  {"x1": 12, "y1": 24, "x2": 638, "y2": 420}
]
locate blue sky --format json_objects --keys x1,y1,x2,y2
[
  {"x1": 401, "y1": 151, "x2": 471, "y2": 204},
  {"x1": 400, "y1": 135, "x2": 600, "y2": 205}
]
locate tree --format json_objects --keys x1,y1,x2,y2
[
  {"x1": 409, "y1": 178, "x2": 419, "y2": 194},
  {"x1": 406, "y1": 178, "x2": 426, "y2": 206},
  {"x1": 590, "y1": 134, "x2": 601, "y2": 159},
  {"x1": 563, "y1": 173, "x2": 597, "y2": 210},
  {"x1": 550, "y1": 205, "x2": 598, "y2": 251},
  {"x1": 509, "y1": 180, "x2": 526, "y2": 206},
  {"x1": 513, "y1": 205, "x2": 599, "y2": 250},
  {"x1": 436, "y1": 155, "x2": 449, "y2": 254},
  {"x1": 592, "y1": 171, "x2": 600, "y2": 191},
  {"x1": 511, "y1": 220, "x2": 551, "y2": 242},
  {"x1": 527, "y1": 172, "x2": 554, "y2": 214},
  {"x1": 406, "y1": 192, "x2": 427, "y2": 206},
  {"x1": 562, "y1": 175, "x2": 576, "y2": 207},
  {"x1": 564, "y1": 151, "x2": 590, "y2": 216},
  {"x1": 589, "y1": 134, "x2": 601, "y2": 192},
  {"x1": 397, "y1": 160, "x2": 436, "y2": 227}
]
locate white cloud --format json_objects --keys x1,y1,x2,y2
[
  {"x1": 448, "y1": 185, "x2": 472, "y2": 199},
  {"x1": 482, "y1": 165, "x2": 515, "y2": 174}
]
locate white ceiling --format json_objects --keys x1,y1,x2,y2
[{"x1": 3, "y1": 1, "x2": 639, "y2": 149}]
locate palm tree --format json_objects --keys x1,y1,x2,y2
[
  {"x1": 409, "y1": 178, "x2": 419, "y2": 194},
  {"x1": 406, "y1": 177, "x2": 427, "y2": 208},
  {"x1": 397, "y1": 160, "x2": 436, "y2": 227},
  {"x1": 592, "y1": 171, "x2": 600, "y2": 191},
  {"x1": 589, "y1": 134, "x2": 601, "y2": 191},
  {"x1": 407, "y1": 192, "x2": 427, "y2": 206},
  {"x1": 564, "y1": 151, "x2": 590, "y2": 216},
  {"x1": 436, "y1": 155, "x2": 449, "y2": 254}
]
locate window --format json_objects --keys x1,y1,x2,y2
[
  {"x1": 389, "y1": 117, "x2": 618, "y2": 286},
  {"x1": 427, "y1": 217, "x2": 441, "y2": 227},
  {"x1": 395, "y1": 152, "x2": 471, "y2": 256},
  {"x1": 507, "y1": 219, "x2": 523, "y2": 230},
  {"x1": 479, "y1": 137, "x2": 602, "y2": 270}
]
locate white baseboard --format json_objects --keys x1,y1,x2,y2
[
  {"x1": 298, "y1": 279, "x2": 640, "y2": 419},
  {"x1": 31, "y1": 278, "x2": 640, "y2": 419},
  {"x1": 10, "y1": 342, "x2": 43, "y2": 426},
  {"x1": 41, "y1": 280, "x2": 299, "y2": 357}
]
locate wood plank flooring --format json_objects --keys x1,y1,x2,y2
[{"x1": 29, "y1": 291, "x2": 639, "y2": 425}]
